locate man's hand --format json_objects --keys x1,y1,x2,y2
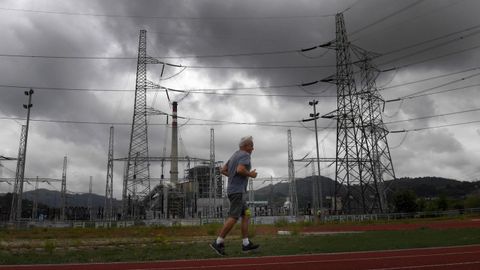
[
  {"x1": 237, "y1": 164, "x2": 257, "y2": 178},
  {"x1": 249, "y1": 169, "x2": 257, "y2": 178}
]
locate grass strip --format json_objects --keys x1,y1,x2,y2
[{"x1": 1, "y1": 227, "x2": 479, "y2": 265}]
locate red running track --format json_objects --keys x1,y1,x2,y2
[{"x1": 2, "y1": 245, "x2": 480, "y2": 270}]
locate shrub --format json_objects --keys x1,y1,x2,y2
[
  {"x1": 393, "y1": 190, "x2": 417, "y2": 213},
  {"x1": 204, "y1": 223, "x2": 222, "y2": 236},
  {"x1": 44, "y1": 240, "x2": 56, "y2": 255},
  {"x1": 465, "y1": 195, "x2": 480, "y2": 208},
  {"x1": 274, "y1": 218, "x2": 289, "y2": 227}
]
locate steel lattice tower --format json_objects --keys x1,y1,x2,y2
[
  {"x1": 9, "y1": 125, "x2": 27, "y2": 222},
  {"x1": 32, "y1": 176, "x2": 39, "y2": 219},
  {"x1": 104, "y1": 126, "x2": 114, "y2": 220},
  {"x1": 287, "y1": 129, "x2": 299, "y2": 216},
  {"x1": 321, "y1": 13, "x2": 396, "y2": 214},
  {"x1": 10, "y1": 90, "x2": 34, "y2": 222},
  {"x1": 331, "y1": 13, "x2": 364, "y2": 214},
  {"x1": 352, "y1": 46, "x2": 396, "y2": 212},
  {"x1": 60, "y1": 156, "x2": 67, "y2": 220},
  {"x1": 124, "y1": 29, "x2": 151, "y2": 219},
  {"x1": 89, "y1": 176, "x2": 93, "y2": 221},
  {"x1": 208, "y1": 128, "x2": 215, "y2": 218}
]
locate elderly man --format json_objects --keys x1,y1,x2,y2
[{"x1": 210, "y1": 136, "x2": 259, "y2": 256}]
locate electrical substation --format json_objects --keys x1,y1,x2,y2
[{"x1": 1, "y1": 12, "x2": 398, "y2": 226}]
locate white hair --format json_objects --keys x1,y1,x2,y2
[{"x1": 239, "y1": 136, "x2": 253, "y2": 148}]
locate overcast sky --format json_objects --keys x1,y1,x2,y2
[{"x1": 0, "y1": 0, "x2": 479, "y2": 199}]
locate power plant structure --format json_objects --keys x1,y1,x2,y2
[{"x1": 116, "y1": 30, "x2": 226, "y2": 221}]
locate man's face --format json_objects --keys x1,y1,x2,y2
[{"x1": 245, "y1": 142, "x2": 254, "y2": 154}]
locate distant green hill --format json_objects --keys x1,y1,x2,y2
[
  {"x1": 254, "y1": 176, "x2": 480, "y2": 209},
  {"x1": 2, "y1": 176, "x2": 478, "y2": 214},
  {"x1": 386, "y1": 177, "x2": 480, "y2": 198},
  {"x1": 0, "y1": 188, "x2": 121, "y2": 209}
]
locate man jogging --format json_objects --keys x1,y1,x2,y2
[{"x1": 210, "y1": 136, "x2": 259, "y2": 256}]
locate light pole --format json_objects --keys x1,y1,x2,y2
[
  {"x1": 303, "y1": 100, "x2": 324, "y2": 220},
  {"x1": 16, "y1": 89, "x2": 34, "y2": 220}
]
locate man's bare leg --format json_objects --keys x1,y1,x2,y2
[
  {"x1": 241, "y1": 215, "x2": 249, "y2": 239},
  {"x1": 219, "y1": 217, "x2": 237, "y2": 238}
]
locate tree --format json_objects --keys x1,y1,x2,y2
[
  {"x1": 416, "y1": 197, "x2": 426, "y2": 212},
  {"x1": 464, "y1": 195, "x2": 480, "y2": 208},
  {"x1": 436, "y1": 194, "x2": 448, "y2": 211},
  {"x1": 393, "y1": 190, "x2": 418, "y2": 213}
]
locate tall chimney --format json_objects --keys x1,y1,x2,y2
[{"x1": 170, "y1": 101, "x2": 178, "y2": 184}]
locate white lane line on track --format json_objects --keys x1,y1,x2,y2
[
  {"x1": 4, "y1": 244, "x2": 480, "y2": 269},
  {"x1": 129, "y1": 250, "x2": 480, "y2": 270},
  {"x1": 3, "y1": 245, "x2": 480, "y2": 269},
  {"x1": 369, "y1": 260, "x2": 480, "y2": 270}
]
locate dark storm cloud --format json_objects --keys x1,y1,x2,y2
[{"x1": 1, "y1": 0, "x2": 480, "y2": 196}]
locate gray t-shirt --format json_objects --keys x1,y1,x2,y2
[{"x1": 226, "y1": 150, "x2": 251, "y2": 195}]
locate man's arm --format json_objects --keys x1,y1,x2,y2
[
  {"x1": 236, "y1": 164, "x2": 257, "y2": 178},
  {"x1": 220, "y1": 163, "x2": 229, "y2": 176}
]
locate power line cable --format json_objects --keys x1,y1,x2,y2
[
  {"x1": 351, "y1": 0, "x2": 469, "y2": 43},
  {"x1": 0, "y1": 84, "x2": 133, "y2": 92},
  {"x1": 5, "y1": 38, "x2": 478, "y2": 70},
  {"x1": 349, "y1": 0, "x2": 425, "y2": 37},
  {"x1": 378, "y1": 29, "x2": 480, "y2": 68},
  {"x1": 1, "y1": 5, "x2": 478, "y2": 65},
  {"x1": 1, "y1": 70, "x2": 475, "y2": 100},
  {"x1": 391, "y1": 119, "x2": 480, "y2": 133},
  {"x1": 159, "y1": 49, "x2": 303, "y2": 59},
  {"x1": 0, "y1": 6, "x2": 336, "y2": 20},
  {"x1": 386, "y1": 71, "x2": 480, "y2": 102},
  {"x1": 381, "y1": 23, "x2": 480, "y2": 56},
  {"x1": 0, "y1": 84, "x2": 332, "y2": 98},
  {"x1": 297, "y1": 49, "x2": 330, "y2": 59},
  {"x1": 183, "y1": 63, "x2": 335, "y2": 70},
  {"x1": 0, "y1": 52, "x2": 334, "y2": 69},
  {"x1": 2, "y1": 22, "x2": 478, "y2": 62},
  {"x1": 0, "y1": 50, "x2": 307, "y2": 60},
  {"x1": 389, "y1": 131, "x2": 409, "y2": 149},
  {"x1": 381, "y1": 42, "x2": 480, "y2": 72},
  {"x1": 0, "y1": 53, "x2": 137, "y2": 60},
  {"x1": 162, "y1": 89, "x2": 332, "y2": 98},
  {"x1": 383, "y1": 99, "x2": 405, "y2": 118},
  {"x1": 403, "y1": 83, "x2": 480, "y2": 100},
  {"x1": 380, "y1": 66, "x2": 480, "y2": 91},
  {"x1": 385, "y1": 107, "x2": 480, "y2": 125},
  {"x1": 0, "y1": 27, "x2": 467, "y2": 66},
  {"x1": 376, "y1": 68, "x2": 398, "y2": 89},
  {"x1": 0, "y1": 80, "x2": 335, "y2": 95},
  {"x1": 341, "y1": 0, "x2": 361, "y2": 14},
  {"x1": 2, "y1": 64, "x2": 478, "y2": 97},
  {"x1": 0, "y1": 116, "x2": 328, "y2": 128}
]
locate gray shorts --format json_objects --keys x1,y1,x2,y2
[{"x1": 228, "y1": 193, "x2": 247, "y2": 219}]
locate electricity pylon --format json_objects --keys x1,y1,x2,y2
[
  {"x1": 287, "y1": 129, "x2": 298, "y2": 216},
  {"x1": 88, "y1": 176, "x2": 93, "y2": 221},
  {"x1": 321, "y1": 13, "x2": 396, "y2": 214},
  {"x1": 352, "y1": 45, "x2": 396, "y2": 212},
  {"x1": 60, "y1": 156, "x2": 67, "y2": 220},
  {"x1": 9, "y1": 125, "x2": 27, "y2": 222},
  {"x1": 209, "y1": 128, "x2": 216, "y2": 218},
  {"x1": 32, "y1": 176, "x2": 39, "y2": 220},
  {"x1": 321, "y1": 13, "x2": 362, "y2": 214},
  {"x1": 124, "y1": 29, "x2": 152, "y2": 219},
  {"x1": 104, "y1": 126, "x2": 114, "y2": 221},
  {"x1": 10, "y1": 89, "x2": 34, "y2": 222}
]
